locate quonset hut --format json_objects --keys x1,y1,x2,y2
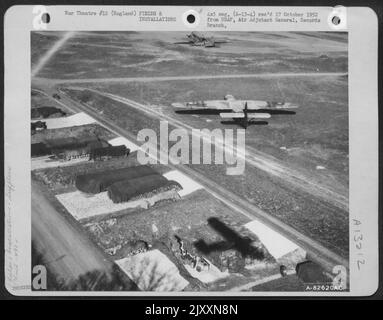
[
  {"x1": 31, "y1": 106, "x2": 66, "y2": 119},
  {"x1": 107, "y1": 174, "x2": 182, "y2": 203},
  {"x1": 89, "y1": 145, "x2": 130, "y2": 161},
  {"x1": 75, "y1": 165, "x2": 157, "y2": 194},
  {"x1": 46, "y1": 137, "x2": 109, "y2": 161}
]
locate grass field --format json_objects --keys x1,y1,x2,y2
[
  {"x1": 31, "y1": 89, "x2": 74, "y2": 115},
  {"x1": 32, "y1": 31, "x2": 347, "y2": 79},
  {"x1": 84, "y1": 74, "x2": 349, "y2": 192}
]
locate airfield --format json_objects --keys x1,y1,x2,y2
[{"x1": 31, "y1": 31, "x2": 349, "y2": 291}]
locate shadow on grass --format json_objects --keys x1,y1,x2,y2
[{"x1": 193, "y1": 217, "x2": 265, "y2": 260}]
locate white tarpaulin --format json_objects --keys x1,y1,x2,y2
[
  {"x1": 56, "y1": 191, "x2": 149, "y2": 220},
  {"x1": 163, "y1": 170, "x2": 204, "y2": 197},
  {"x1": 108, "y1": 136, "x2": 139, "y2": 152},
  {"x1": 184, "y1": 259, "x2": 229, "y2": 283},
  {"x1": 116, "y1": 249, "x2": 189, "y2": 291},
  {"x1": 31, "y1": 112, "x2": 96, "y2": 129},
  {"x1": 245, "y1": 220, "x2": 300, "y2": 259}
]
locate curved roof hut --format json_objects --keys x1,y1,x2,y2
[
  {"x1": 89, "y1": 145, "x2": 129, "y2": 161},
  {"x1": 107, "y1": 174, "x2": 182, "y2": 203},
  {"x1": 31, "y1": 106, "x2": 66, "y2": 119},
  {"x1": 46, "y1": 137, "x2": 109, "y2": 159},
  {"x1": 75, "y1": 165, "x2": 157, "y2": 194}
]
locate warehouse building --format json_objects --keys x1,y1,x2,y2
[
  {"x1": 107, "y1": 174, "x2": 182, "y2": 203},
  {"x1": 46, "y1": 137, "x2": 109, "y2": 161},
  {"x1": 75, "y1": 165, "x2": 158, "y2": 194},
  {"x1": 89, "y1": 145, "x2": 130, "y2": 161},
  {"x1": 31, "y1": 106, "x2": 66, "y2": 119}
]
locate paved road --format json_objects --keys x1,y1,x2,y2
[
  {"x1": 33, "y1": 72, "x2": 347, "y2": 85},
  {"x1": 32, "y1": 180, "x2": 135, "y2": 290}
]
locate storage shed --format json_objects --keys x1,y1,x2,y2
[
  {"x1": 107, "y1": 174, "x2": 182, "y2": 203},
  {"x1": 75, "y1": 165, "x2": 157, "y2": 194},
  {"x1": 46, "y1": 137, "x2": 109, "y2": 161},
  {"x1": 31, "y1": 106, "x2": 66, "y2": 119},
  {"x1": 89, "y1": 145, "x2": 130, "y2": 161}
]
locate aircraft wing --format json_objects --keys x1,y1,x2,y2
[
  {"x1": 171, "y1": 102, "x2": 190, "y2": 108},
  {"x1": 266, "y1": 101, "x2": 299, "y2": 109},
  {"x1": 246, "y1": 100, "x2": 299, "y2": 109},
  {"x1": 219, "y1": 112, "x2": 271, "y2": 119},
  {"x1": 203, "y1": 100, "x2": 232, "y2": 110}
]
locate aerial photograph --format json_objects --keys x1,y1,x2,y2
[{"x1": 31, "y1": 31, "x2": 348, "y2": 292}]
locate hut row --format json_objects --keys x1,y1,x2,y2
[
  {"x1": 89, "y1": 145, "x2": 129, "y2": 161},
  {"x1": 107, "y1": 174, "x2": 182, "y2": 203},
  {"x1": 75, "y1": 165, "x2": 182, "y2": 204},
  {"x1": 47, "y1": 138, "x2": 110, "y2": 161},
  {"x1": 75, "y1": 165, "x2": 157, "y2": 194},
  {"x1": 31, "y1": 106, "x2": 67, "y2": 119},
  {"x1": 31, "y1": 137, "x2": 129, "y2": 161}
]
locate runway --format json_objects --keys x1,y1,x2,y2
[{"x1": 33, "y1": 72, "x2": 347, "y2": 85}]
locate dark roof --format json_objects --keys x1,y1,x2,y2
[
  {"x1": 90, "y1": 145, "x2": 128, "y2": 159},
  {"x1": 46, "y1": 138, "x2": 109, "y2": 154},
  {"x1": 75, "y1": 165, "x2": 157, "y2": 194},
  {"x1": 31, "y1": 106, "x2": 66, "y2": 119},
  {"x1": 107, "y1": 174, "x2": 182, "y2": 203}
]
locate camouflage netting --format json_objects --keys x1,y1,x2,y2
[
  {"x1": 31, "y1": 106, "x2": 66, "y2": 119},
  {"x1": 86, "y1": 139, "x2": 110, "y2": 151},
  {"x1": 45, "y1": 137, "x2": 103, "y2": 149},
  {"x1": 75, "y1": 165, "x2": 157, "y2": 194},
  {"x1": 89, "y1": 145, "x2": 129, "y2": 160},
  {"x1": 45, "y1": 137, "x2": 109, "y2": 156},
  {"x1": 107, "y1": 174, "x2": 182, "y2": 203},
  {"x1": 31, "y1": 142, "x2": 51, "y2": 157}
]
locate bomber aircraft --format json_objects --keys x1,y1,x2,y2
[
  {"x1": 174, "y1": 32, "x2": 228, "y2": 48},
  {"x1": 172, "y1": 94, "x2": 298, "y2": 129}
]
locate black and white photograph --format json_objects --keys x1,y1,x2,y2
[
  {"x1": 3, "y1": 5, "x2": 379, "y2": 299},
  {"x1": 30, "y1": 30, "x2": 350, "y2": 292}
]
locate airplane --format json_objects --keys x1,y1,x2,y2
[
  {"x1": 172, "y1": 94, "x2": 298, "y2": 129},
  {"x1": 174, "y1": 32, "x2": 228, "y2": 48},
  {"x1": 194, "y1": 217, "x2": 266, "y2": 260}
]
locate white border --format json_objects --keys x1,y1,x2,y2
[{"x1": 4, "y1": 6, "x2": 379, "y2": 296}]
